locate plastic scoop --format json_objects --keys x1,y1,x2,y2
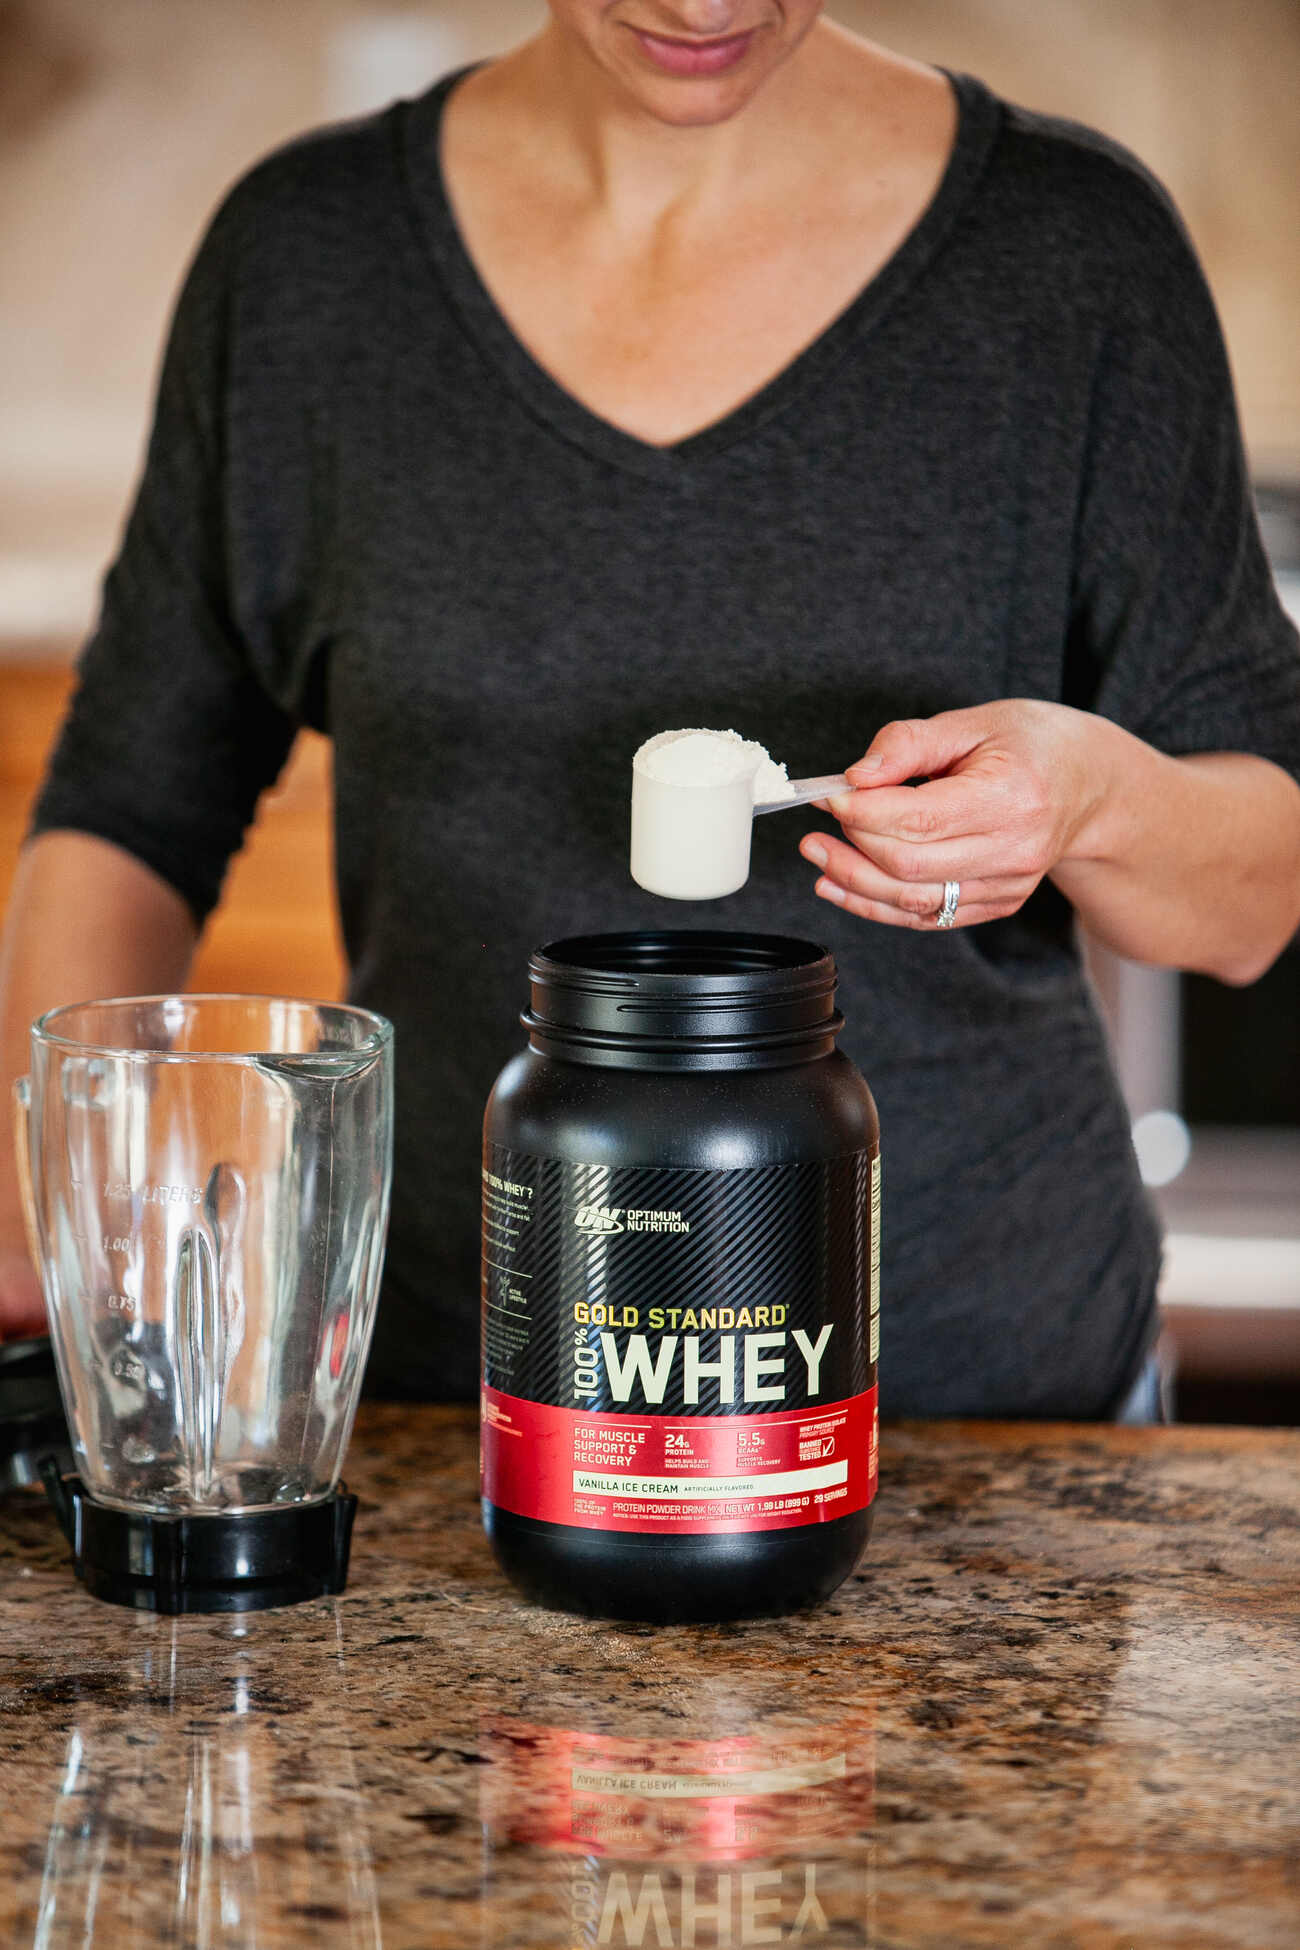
[
  {"x1": 630, "y1": 731, "x2": 849, "y2": 901},
  {"x1": 754, "y1": 774, "x2": 850, "y2": 815}
]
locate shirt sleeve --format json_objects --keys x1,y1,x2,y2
[
  {"x1": 30, "y1": 196, "x2": 300, "y2": 923},
  {"x1": 1067, "y1": 191, "x2": 1300, "y2": 789}
]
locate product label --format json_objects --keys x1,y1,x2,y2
[{"x1": 481, "y1": 1145, "x2": 878, "y2": 1534}]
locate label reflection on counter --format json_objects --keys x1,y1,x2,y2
[{"x1": 480, "y1": 1720, "x2": 876, "y2": 1947}]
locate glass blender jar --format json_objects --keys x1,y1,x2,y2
[{"x1": 14, "y1": 994, "x2": 393, "y2": 1611}]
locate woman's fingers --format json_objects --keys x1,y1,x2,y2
[
  {"x1": 799, "y1": 831, "x2": 1039, "y2": 928},
  {"x1": 813, "y1": 878, "x2": 1009, "y2": 930},
  {"x1": 828, "y1": 775, "x2": 1010, "y2": 846},
  {"x1": 844, "y1": 710, "x2": 991, "y2": 789},
  {"x1": 803, "y1": 822, "x2": 1040, "y2": 898}
]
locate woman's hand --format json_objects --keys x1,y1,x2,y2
[
  {"x1": 799, "y1": 699, "x2": 1300, "y2": 982},
  {"x1": 800, "y1": 699, "x2": 1106, "y2": 930}
]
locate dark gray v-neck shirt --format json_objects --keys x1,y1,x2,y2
[{"x1": 35, "y1": 71, "x2": 1300, "y2": 1413}]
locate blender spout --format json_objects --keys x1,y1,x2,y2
[{"x1": 252, "y1": 1048, "x2": 385, "y2": 1084}]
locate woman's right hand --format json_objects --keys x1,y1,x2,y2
[{"x1": 0, "y1": 1244, "x2": 46, "y2": 1340}]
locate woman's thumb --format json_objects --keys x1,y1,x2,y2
[{"x1": 846, "y1": 711, "x2": 984, "y2": 787}]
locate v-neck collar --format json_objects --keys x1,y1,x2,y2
[{"x1": 397, "y1": 67, "x2": 1002, "y2": 482}]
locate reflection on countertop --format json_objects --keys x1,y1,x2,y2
[
  {"x1": 1, "y1": 1405, "x2": 1297, "y2": 1948},
  {"x1": 21, "y1": 1622, "x2": 383, "y2": 1947}
]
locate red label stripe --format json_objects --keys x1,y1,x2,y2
[{"x1": 482, "y1": 1385, "x2": 877, "y2": 1534}]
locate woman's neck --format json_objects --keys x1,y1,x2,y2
[
  {"x1": 489, "y1": 14, "x2": 840, "y2": 234},
  {"x1": 438, "y1": 21, "x2": 956, "y2": 447}
]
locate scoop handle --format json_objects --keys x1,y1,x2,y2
[{"x1": 753, "y1": 773, "x2": 851, "y2": 815}]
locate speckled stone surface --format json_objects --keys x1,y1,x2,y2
[{"x1": 1, "y1": 1407, "x2": 1297, "y2": 1949}]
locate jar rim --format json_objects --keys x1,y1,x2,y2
[
  {"x1": 524, "y1": 931, "x2": 842, "y2": 1066},
  {"x1": 531, "y1": 930, "x2": 832, "y2": 987}
]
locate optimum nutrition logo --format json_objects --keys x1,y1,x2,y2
[
  {"x1": 574, "y1": 1204, "x2": 625, "y2": 1235},
  {"x1": 573, "y1": 1205, "x2": 690, "y2": 1236}
]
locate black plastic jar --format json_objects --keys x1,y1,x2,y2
[{"x1": 481, "y1": 931, "x2": 880, "y2": 1624}]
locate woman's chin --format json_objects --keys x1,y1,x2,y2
[
  {"x1": 606, "y1": 49, "x2": 779, "y2": 127},
  {"x1": 543, "y1": 6, "x2": 816, "y2": 128}
]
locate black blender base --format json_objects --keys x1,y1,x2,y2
[
  {"x1": 485, "y1": 1502, "x2": 873, "y2": 1624},
  {"x1": 40, "y1": 1467, "x2": 357, "y2": 1613},
  {"x1": 0, "y1": 1338, "x2": 72, "y2": 1494}
]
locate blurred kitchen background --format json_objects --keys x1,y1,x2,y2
[{"x1": 1, "y1": 0, "x2": 1297, "y2": 1418}]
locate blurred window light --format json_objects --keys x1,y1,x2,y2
[
  {"x1": 0, "y1": 554, "x2": 99, "y2": 641},
  {"x1": 325, "y1": 15, "x2": 467, "y2": 119},
  {"x1": 1161, "y1": 1233, "x2": 1300, "y2": 1310},
  {"x1": 1133, "y1": 1108, "x2": 1192, "y2": 1187},
  {"x1": 1275, "y1": 570, "x2": 1300, "y2": 632}
]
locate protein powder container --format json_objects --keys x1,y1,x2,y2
[{"x1": 481, "y1": 931, "x2": 880, "y2": 1624}]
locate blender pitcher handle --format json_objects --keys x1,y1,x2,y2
[{"x1": 11, "y1": 1077, "x2": 42, "y2": 1272}]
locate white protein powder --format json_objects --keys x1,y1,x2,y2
[
  {"x1": 630, "y1": 727, "x2": 794, "y2": 900},
  {"x1": 635, "y1": 727, "x2": 794, "y2": 803}
]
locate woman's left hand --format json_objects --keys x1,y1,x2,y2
[{"x1": 799, "y1": 699, "x2": 1107, "y2": 930}]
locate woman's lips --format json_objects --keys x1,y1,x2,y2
[{"x1": 629, "y1": 27, "x2": 757, "y2": 77}]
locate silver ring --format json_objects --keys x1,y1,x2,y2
[{"x1": 936, "y1": 881, "x2": 960, "y2": 929}]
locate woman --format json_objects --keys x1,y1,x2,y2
[{"x1": 3, "y1": 4, "x2": 1298, "y2": 1414}]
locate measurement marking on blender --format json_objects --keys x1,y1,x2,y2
[{"x1": 103, "y1": 1180, "x2": 203, "y2": 1204}]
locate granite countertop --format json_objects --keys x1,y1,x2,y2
[{"x1": 1, "y1": 1407, "x2": 1296, "y2": 1949}]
